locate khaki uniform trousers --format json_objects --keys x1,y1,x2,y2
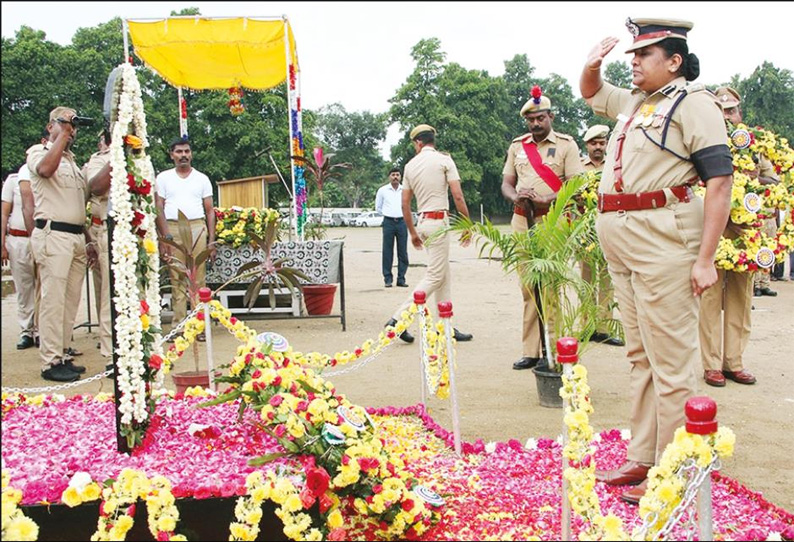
[
  {"x1": 392, "y1": 217, "x2": 450, "y2": 319},
  {"x1": 596, "y1": 199, "x2": 703, "y2": 465},
  {"x1": 30, "y1": 228, "x2": 87, "y2": 370},
  {"x1": 90, "y1": 222, "x2": 112, "y2": 357},
  {"x1": 7, "y1": 235, "x2": 39, "y2": 339},
  {"x1": 699, "y1": 269, "x2": 751, "y2": 372},
  {"x1": 753, "y1": 218, "x2": 778, "y2": 289},
  {"x1": 581, "y1": 259, "x2": 615, "y2": 334},
  {"x1": 511, "y1": 213, "x2": 556, "y2": 358},
  {"x1": 167, "y1": 219, "x2": 208, "y2": 325}
]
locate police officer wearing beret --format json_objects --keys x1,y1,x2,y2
[
  {"x1": 386, "y1": 124, "x2": 474, "y2": 343},
  {"x1": 580, "y1": 125, "x2": 624, "y2": 347},
  {"x1": 581, "y1": 18, "x2": 733, "y2": 504},
  {"x1": 501, "y1": 89, "x2": 585, "y2": 370}
]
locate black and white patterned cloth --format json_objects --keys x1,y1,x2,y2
[{"x1": 206, "y1": 240, "x2": 342, "y2": 287}]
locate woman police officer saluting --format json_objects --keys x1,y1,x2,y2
[{"x1": 579, "y1": 18, "x2": 733, "y2": 504}]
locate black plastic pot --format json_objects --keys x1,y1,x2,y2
[{"x1": 532, "y1": 364, "x2": 563, "y2": 408}]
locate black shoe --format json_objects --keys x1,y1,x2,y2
[
  {"x1": 534, "y1": 358, "x2": 551, "y2": 372},
  {"x1": 385, "y1": 283, "x2": 393, "y2": 288},
  {"x1": 16, "y1": 335, "x2": 35, "y2": 350},
  {"x1": 753, "y1": 288, "x2": 762, "y2": 297},
  {"x1": 453, "y1": 328, "x2": 473, "y2": 342},
  {"x1": 589, "y1": 332, "x2": 608, "y2": 343},
  {"x1": 42, "y1": 364, "x2": 80, "y2": 382},
  {"x1": 64, "y1": 359, "x2": 86, "y2": 374},
  {"x1": 602, "y1": 336, "x2": 625, "y2": 347},
  {"x1": 759, "y1": 287, "x2": 777, "y2": 297},
  {"x1": 385, "y1": 318, "x2": 414, "y2": 343},
  {"x1": 513, "y1": 357, "x2": 540, "y2": 370},
  {"x1": 64, "y1": 347, "x2": 83, "y2": 357},
  {"x1": 396, "y1": 281, "x2": 409, "y2": 288}
]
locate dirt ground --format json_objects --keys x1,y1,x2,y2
[{"x1": 2, "y1": 225, "x2": 792, "y2": 510}]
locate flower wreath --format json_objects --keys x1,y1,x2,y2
[{"x1": 215, "y1": 207, "x2": 281, "y2": 248}]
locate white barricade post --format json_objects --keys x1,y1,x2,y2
[
  {"x1": 439, "y1": 301, "x2": 462, "y2": 456},
  {"x1": 557, "y1": 337, "x2": 578, "y2": 542},
  {"x1": 198, "y1": 287, "x2": 215, "y2": 392},
  {"x1": 414, "y1": 290, "x2": 428, "y2": 407},
  {"x1": 685, "y1": 396, "x2": 718, "y2": 541}
]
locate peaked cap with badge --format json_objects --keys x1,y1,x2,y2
[
  {"x1": 410, "y1": 124, "x2": 437, "y2": 140},
  {"x1": 714, "y1": 87, "x2": 741, "y2": 109},
  {"x1": 583, "y1": 124, "x2": 610, "y2": 142},
  {"x1": 624, "y1": 17, "x2": 694, "y2": 53},
  {"x1": 520, "y1": 85, "x2": 552, "y2": 116}
]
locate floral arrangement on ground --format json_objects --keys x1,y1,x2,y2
[{"x1": 2, "y1": 392, "x2": 793, "y2": 541}]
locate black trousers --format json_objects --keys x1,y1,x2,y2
[{"x1": 382, "y1": 217, "x2": 409, "y2": 285}]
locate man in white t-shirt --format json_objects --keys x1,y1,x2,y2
[
  {"x1": 2, "y1": 170, "x2": 39, "y2": 349},
  {"x1": 155, "y1": 137, "x2": 216, "y2": 327}
]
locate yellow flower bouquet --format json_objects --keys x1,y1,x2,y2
[{"x1": 214, "y1": 207, "x2": 281, "y2": 248}]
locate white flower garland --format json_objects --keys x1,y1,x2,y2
[{"x1": 108, "y1": 63, "x2": 162, "y2": 428}]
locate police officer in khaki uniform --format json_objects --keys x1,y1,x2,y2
[
  {"x1": 501, "y1": 91, "x2": 585, "y2": 370},
  {"x1": 84, "y1": 131, "x2": 113, "y2": 366},
  {"x1": 387, "y1": 124, "x2": 473, "y2": 342},
  {"x1": 580, "y1": 125, "x2": 623, "y2": 347},
  {"x1": 581, "y1": 19, "x2": 733, "y2": 504},
  {"x1": 700, "y1": 87, "x2": 774, "y2": 387},
  {"x1": 28, "y1": 107, "x2": 100, "y2": 382}
]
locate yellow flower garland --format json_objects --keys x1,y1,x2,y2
[
  {"x1": 2, "y1": 471, "x2": 39, "y2": 541},
  {"x1": 215, "y1": 207, "x2": 281, "y2": 248}
]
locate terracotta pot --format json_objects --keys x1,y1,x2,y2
[
  {"x1": 302, "y1": 283, "x2": 337, "y2": 315},
  {"x1": 172, "y1": 370, "x2": 210, "y2": 395}
]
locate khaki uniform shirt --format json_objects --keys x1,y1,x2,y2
[
  {"x1": 84, "y1": 149, "x2": 110, "y2": 220},
  {"x1": 758, "y1": 154, "x2": 778, "y2": 182},
  {"x1": 590, "y1": 77, "x2": 727, "y2": 194},
  {"x1": 403, "y1": 146, "x2": 460, "y2": 212},
  {"x1": 26, "y1": 143, "x2": 88, "y2": 225},
  {"x1": 502, "y1": 130, "x2": 584, "y2": 198},
  {"x1": 581, "y1": 156, "x2": 604, "y2": 173}
]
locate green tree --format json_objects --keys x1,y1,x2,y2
[
  {"x1": 604, "y1": 60, "x2": 632, "y2": 88},
  {"x1": 729, "y1": 62, "x2": 794, "y2": 140}
]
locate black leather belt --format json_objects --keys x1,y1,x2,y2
[
  {"x1": 35, "y1": 219, "x2": 84, "y2": 234},
  {"x1": 384, "y1": 216, "x2": 403, "y2": 221}
]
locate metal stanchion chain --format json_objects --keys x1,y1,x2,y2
[{"x1": 2, "y1": 370, "x2": 113, "y2": 394}]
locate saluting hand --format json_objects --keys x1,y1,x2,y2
[{"x1": 586, "y1": 37, "x2": 619, "y2": 71}]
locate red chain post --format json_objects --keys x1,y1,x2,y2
[
  {"x1": 557, "y1": 337, "x2": 578, "y2": 541},
  {"x1": 438, "y1": 301, "x2": 461, "y2": 455},
  {"x1": 686, "y1": 396, "x2": 718, "y2": 541},
  {"x1": 414, "y1": 291, "x2": 427, "y2": 406}
]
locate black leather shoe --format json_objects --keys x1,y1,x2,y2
[
  {"x1": 453, "y1": 328, "x2": 473, "y2": 341},
  {"x1": 396, "y1": 282, "x2": 409, "y2": 288},
  {"x1": 759, "y1": 287, "x2": 777, "y2": 297},
  {"x1": 590, "y1": 332, "x2": 625, "y2": 347},
  {"x1": 385, "y1": 318, "x2": 414, "y2": 343},
  {"x1": 513, "y1": 357, "x2": 540, "y2": 370},
  {"x1": 753, "y1": 288, "x2": 762, "y2": 297},
  {"x1": 385, "y1": 283, "x2": 393, "y2": 288},
  {"x1": 42, "y1": 364, "x2": 80, "y2": 382},
  {"x1": 603, "y1": 336, "x2": 625, "y2": 347},
  {"x1": 534, "y1": 358, "x2": 551, "y2": 372},
  {"x1": 64, "y1": 359, "x2": 86, "y2": 374},
  {"x1": 16, "y1": 335, "x2": 35, "y2": 350},
  {"x1": 64, "y1": 347, "x2": 83, "y2": 357}
]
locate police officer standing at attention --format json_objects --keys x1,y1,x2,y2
[
  {"x1": 386, "y1": 124, "x2": 474, "y2": 343},
  {"x1": 580, "y1": 125, "x2": 623, "y2": 347},
  {"x1": 581, "y1": 19, "x2": 733, "y2": 504},
  {"x1": 501, "y1": 89, "x2": 584, "y2": 371},
  {"x1": 28, "y1": 107, "x2": 101, "y2": 382},
  {"x1": 699, "y1": 86, "x2": 775, "y2": 388},
  {"x1": 376, "y1": 167, "x2": 409, "y2": 288}
]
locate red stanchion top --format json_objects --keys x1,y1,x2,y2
[
  {"x1": 438, "y1": 301, "x2": 453, "y2": 319},
  {"x1": 413, "y1": 290, "x2": 427, "y2": 305},
  {"x1": 685, "y1": 396, "x2": 718, "y2": 435},
  {"x1": 556, "y1": 337, "x2": 579, "y2": 364},
  {"x1": 198, "y1": 287, "x2": 213, "y2": 303}
]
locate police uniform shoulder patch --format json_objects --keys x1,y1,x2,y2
[
  {"x1": 555, "y1": 133, "x2": 574, "y2": 141},
  {"x1": 685, "y1": 83, "x2": 706, "y2": 93},
  {"x1": 513, "y1": 133, "x2": 532, "y2": 143}
]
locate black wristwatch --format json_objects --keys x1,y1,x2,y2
[{"x1": 165, "y1": 234, "x2": 174, "y2": 241}]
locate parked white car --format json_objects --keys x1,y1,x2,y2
[{"x1": 353, "y1": 211, "x2": 383, "y2": 227}]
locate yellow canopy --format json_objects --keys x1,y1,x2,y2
[{"x1": 126, "y1": 17, "x2": 298, "y2": 90}]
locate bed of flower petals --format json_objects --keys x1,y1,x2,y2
[{"x1": 2, "y1": 396, "x2": 792, "y2": 541}]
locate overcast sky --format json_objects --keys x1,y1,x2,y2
[{"x1": 3, "y1": 1, "x2": 792, "y2": 152}]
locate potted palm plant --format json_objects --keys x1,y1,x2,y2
[
  {"x1": 291, "y1": 147, "x2": 351, "y2": 313},
  {"x1": 447, "y1": 176, "x2": 622, "y2": 407}
]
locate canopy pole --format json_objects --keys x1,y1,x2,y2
[
  {"x1": 178, "y1": 87, "x2": 188, "y2": 138},
  {"x1": 122, "y1": 19, "x2": 130, "y2": 63},
  {"x1": 284, "y1": 19, "x2": 301, "y2": 241}
]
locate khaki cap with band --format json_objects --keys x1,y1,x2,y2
[
  {"x1": 714, "y1": 86, "x2": 741, "y2": 109},
  {"x1": 583, "y1": 124, "x2": 610, "y2": 142},
  {"x1": 624, "y1": 17, "x2": 694, "y2": 53},
  {"x1": 410, "y1": 124, "x2": 437, "y2": 140}
]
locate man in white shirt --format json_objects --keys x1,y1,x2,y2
[
  {"x1": 155, "y1": 137, "x2": 216, "y2": 327},
  {"x1": 2, "y1": 170, "x2": 39, "y2": 349},
  {"x1": 375, "y1": 167, "x2": 409, "y2": 288}
]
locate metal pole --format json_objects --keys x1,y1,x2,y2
[
  {"x1": 698, "y1": 475, "x2": 714, "y2": 541},
  {"x1": 283, "y1": 19, "x2": 299, "y2": 241},
  {"x1": 177, "y1": 87, "x2": 188, "y2": 138},
  {"x1": 415, "y1": 291, "x2": 428, "y2": 407},
  {"x1": 198, "y1": 288, "x2": 215, "y2": 392},
  {"x1": 122, "y1": 19, "x2": 130, "y2": 64},
  {"x1": 439, "y1": 301, "x2": 461, "y2": 456}
]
